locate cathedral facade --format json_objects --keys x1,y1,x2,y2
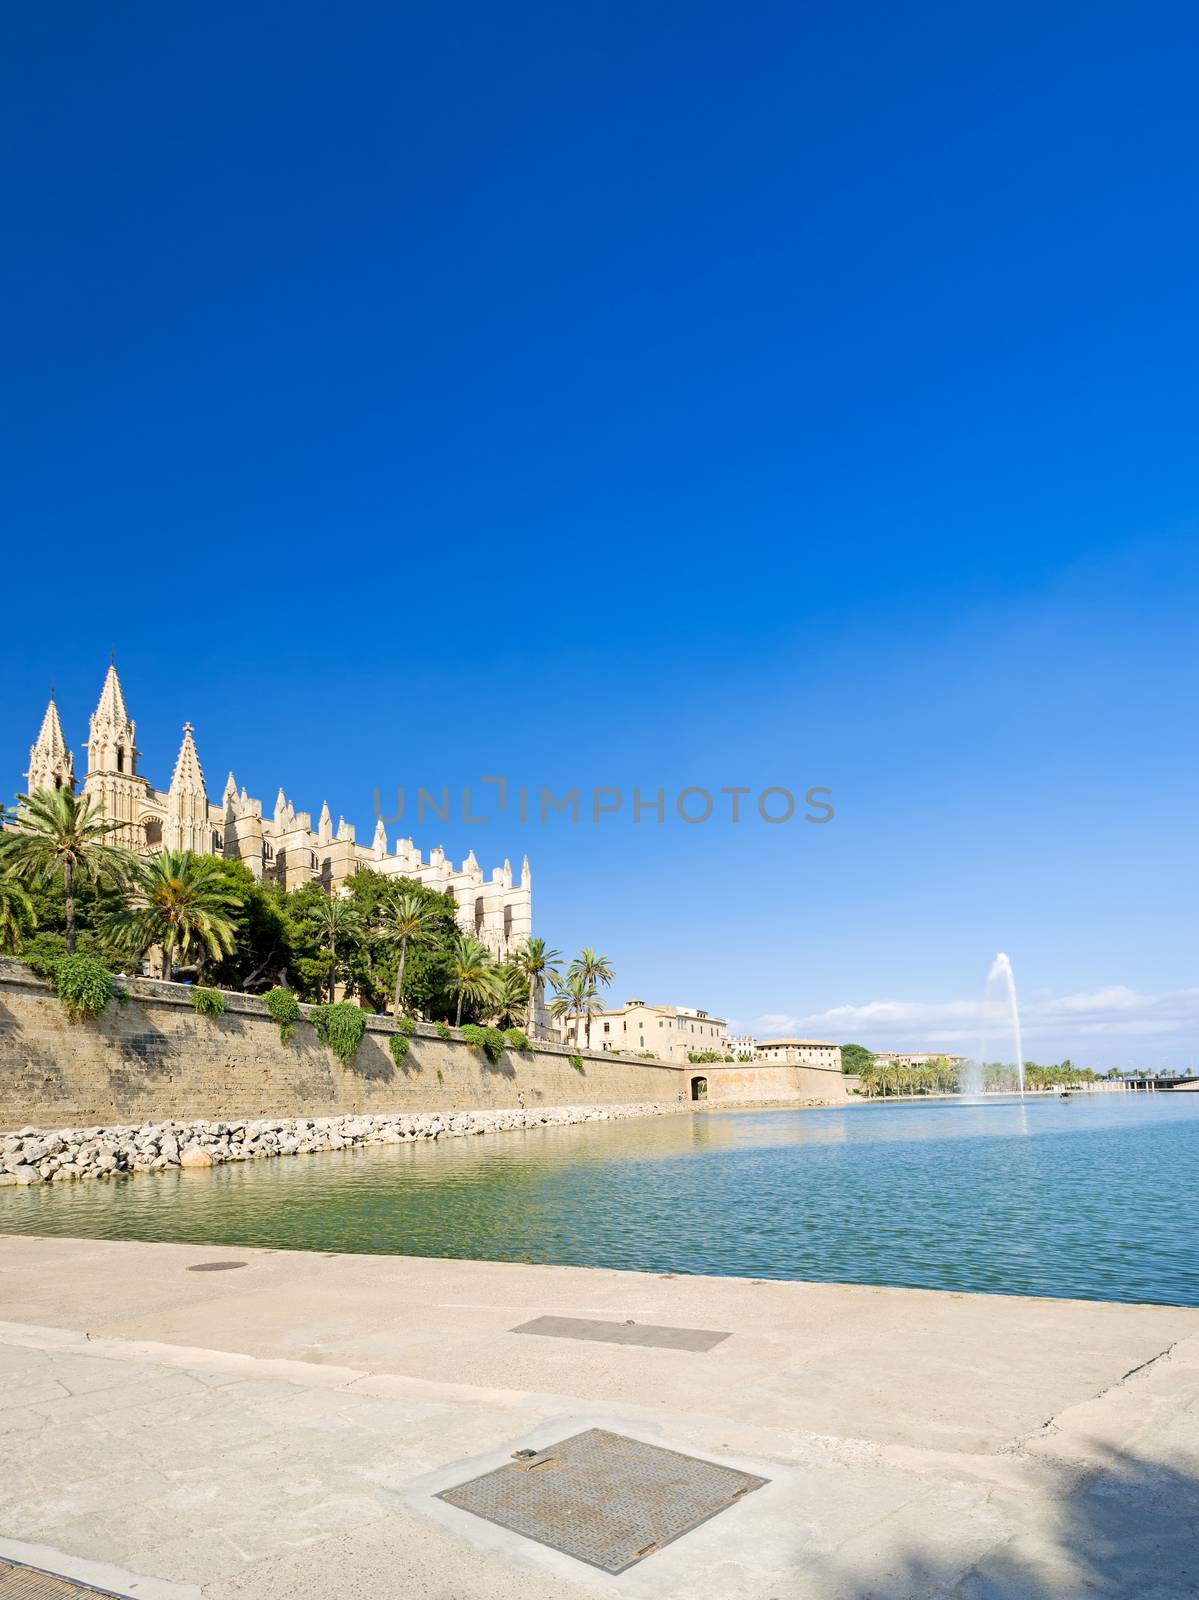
[{"x1": 23, "y1": 662, "x2": 532, "y2": 958}]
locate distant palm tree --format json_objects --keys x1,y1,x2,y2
[
  {"x1": 549, "y1": 972, "x2": 592, "y2": 1050},
  {"x1": 511, "y1": 937, "x2": 561, "y2": 1036},
  {"x1": 448, "y1": 933, "x2": 496, "y2": 1026},
  {"x1": 109, "y1": 850, "x2": 241, "y2": 981},
  {"x1": 309, "y1": 892, "x2": 362, "y2": 1002},
  {"x1": 376, "y1": 889, "x2": 440, "y2": 1017},
  {"x1": 568, "y1": 948, "x2": 615, "y2": 1047},
  {"x1": 0, "y1": 874, "x2": 36, "y2": 954},
  {"x1": 0, "y1": 788, "x2": 131, "y2": 953}
]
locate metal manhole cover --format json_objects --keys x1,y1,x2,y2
[
  {"x1": 0, "y1": 1557, "x2": 130, "y2": 1598},
  {"x1": 186, "y1": 1261, "x2": 247, "y2": 1272},
  {"x1": 436, "y1": 1427, "x2": 767, "y2": 1573}
]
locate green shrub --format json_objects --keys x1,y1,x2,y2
[
  {"x1": 568, "y1": 1053, "x2": 584, "y2": 1073},
  {"x1": 389, "y1": 1034, "x2": 410, "y2": 1067},
  {"x1": 192, "y1": 986, "x2": 225, "y2": 1017},
  {"x1": 395, "y1": 1016, "x2": 416, "y2": 1036},
  {"x1": 503, "y1": 1028, "x2": 530, "y2": 1051},
  {"x1": 265, "y1": 986, "x2": 300, "y2": 1043},
  {"x1": 22, "y1": 932, "x2": 69, "y2": 980},
  {"x1": 310, "y1": 1002, "x2": 367, "y2": 1066},
  {"x1": 461, "y1": 1022, "x2": 506, "y2": 1064},
  {"x1": 436, "y1": 1021, "x2": 451, "y2": 1039},
  {"x1": 436, "y1": 1068, "x2": 444, "y2": 1084},
  {"x1": 53, "y1": 953, "x2": 114, "y2": 1021}
]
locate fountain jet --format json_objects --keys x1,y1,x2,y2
[{"x1": 960, "y1": 952, "x2": 1026, "y2": 1097}]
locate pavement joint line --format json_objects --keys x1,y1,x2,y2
[{"x1": 0, "y1": 1319, "x2": 550, "y2": 1410}]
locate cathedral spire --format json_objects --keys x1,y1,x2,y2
[
  {"x1": 25, "y1": 692, "x2": 75, "y2": 793},
  {"x1": 165, "y1": 723, "x2": 209, "y2": 853},
  {"x1": 318, "y1": 800, "x2": 333, "y2": 845},
  {"x1": 169, "y1": 722, "x2": 207, "y2": 797}
]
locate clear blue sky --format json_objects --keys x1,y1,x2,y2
[{"x1": 3, "y1": 3, "x2": 1197, "y2": 1066}]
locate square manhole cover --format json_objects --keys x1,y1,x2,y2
[{"x1": 436, "y1": 1427, "x2": 767, "y2": 1573}]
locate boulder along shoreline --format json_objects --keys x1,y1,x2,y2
[{"x1": 0, "y1": 1102, "x2": 681, "y2": 1186}]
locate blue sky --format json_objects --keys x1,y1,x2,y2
[{"x1": 3, "y1": 2, "x2": 1197, "y2": 1065}]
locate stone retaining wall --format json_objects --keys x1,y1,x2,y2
[
  {"x1": 685, "y1": 1060, "x2": 853, "y2": 1105},
  {"x1": 0, "y1": 960, "x2": 686, "y2": 1129}
]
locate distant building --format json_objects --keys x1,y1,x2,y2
[
  {"x1": 872, "y1": 1051, "x2": 966, "y2": 1070},
  {"x1": 558, "y1": 1000, "x2": 730, "y2": 1063},
  {"x1": 755, "y1": 1038, "x2": 843, "y2": 1071},
  {"x1": 726, "y1": 1034, "x2": 757, "y2": 1059},
  {"x1": 21, "y1": 662, "x2": 531, "y2": 959}
]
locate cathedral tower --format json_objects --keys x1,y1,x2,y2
[{"x1": 82, "y1": 659, "x2": 150, "y2": 846}]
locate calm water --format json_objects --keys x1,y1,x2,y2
[{"x1": 3, "y1": 1094, "x2": 1198, "y2": 1306}]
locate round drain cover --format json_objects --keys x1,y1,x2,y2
[{"x1": 187, "y1": 1261, "x2": 247, "y2": 1272}]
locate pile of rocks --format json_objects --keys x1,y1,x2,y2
[{"x1": 0, "y1": 1102, "x2": 676, "y2": 1185}]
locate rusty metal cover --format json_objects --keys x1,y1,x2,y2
[{"x1": 437, "y1": 1427, "x2": 767, "y2": 1573}]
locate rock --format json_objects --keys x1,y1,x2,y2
[
  {"x1": 179, "y1": 1147, "x2": 214, "y2": 1169},
  {"x1": 13, "y1": 1165, "x2": 42, "y2": 1184}
]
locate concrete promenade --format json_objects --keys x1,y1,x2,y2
[{"x1": 0, "y1": 1235, "x2": 1196, "y2": 1598}]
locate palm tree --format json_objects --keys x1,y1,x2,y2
[
  {"x1": 0, "y1": 788, "x2": 131, "y2": 953},
  {"x1": 549, "y1": 972, "x2": 591, "y2": 1049},
  {"x1": 447, "y1": 933, "x2": 496, "y2": 1026},
  {"x1": 109, "y1": 851, "x2": 241, "y2": 980},
  {"x1": 309, "y1": 892, "x2": 362, "y2": 1002},
  {"x1": 567, "y1": 948, "x2": 614, "y2": 1047},
  {"x1": 510, "y1": 937, "x2": 561, "y2": 1036},
  {"x1": 0, "y1": 874, "x2": 36, "y2": 954},
  {"x1": 376, "y1": 889, "x2": 440, "y2": 1017},
  {"x1": 489, "y1": 962, "x2": 529, "y2": 1029}
]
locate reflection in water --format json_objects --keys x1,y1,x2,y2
[{"x1": 3, "y1": 1095, "x2": 1198, "y2": 1307}]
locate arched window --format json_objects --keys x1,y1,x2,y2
[
  {"x1": 474, "y1": 896, "x2": 485, "y2": 932},
  {"x1": 116, "y1": 747, "x2": 125, "y2": 773},
  {"x1": 143, "y1": 818, "x2": 163, "y2": 849},
  {"x1": 504, "y1": 904, "x2": 513, "y2": 938}
]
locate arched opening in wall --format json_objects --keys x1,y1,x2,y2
[
  {"x1": 212, "y1": 831, "x2": 223, "y2": 854},
  {"x1": 690, "y1": 1076, "x2": 708, "y2": 1102},
  {"x1": 474, "y1": 896, "x2": 484, "y2": 933},
  {"x1": 116, "y1": 747, "x2": 125, "y2": 773},
  {"x1": 142, "y1": 817, "x2": 163, "y2": 850},
  {"x1": 504, "y1": 904, "x2": 512, "y2": 939}
]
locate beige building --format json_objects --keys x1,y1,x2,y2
[
  {"x1": 558, "y1": 1000, "x2": 730, "y2": 1063},
  {"x1": 755, "y1": 1037, "x2": 843, "y2": 1071},
  {"x1": 23, "y1": 663, "x2": 531, "y2": 959},
  {"x1": 872, "y1": 1051, "x2": 966, "y2": 1070}
]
